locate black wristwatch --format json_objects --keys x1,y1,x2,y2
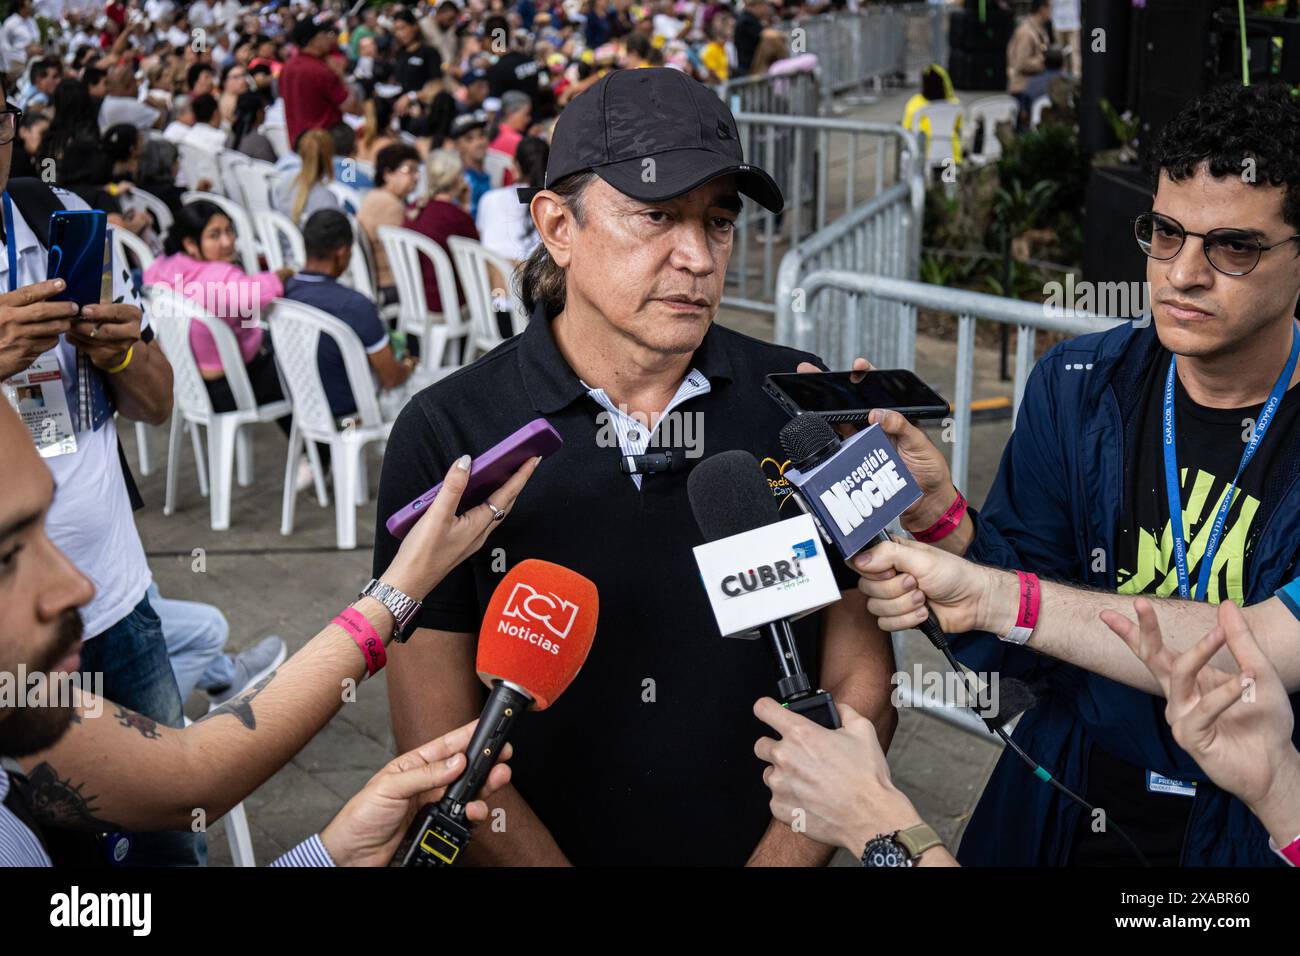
[{"x1": 860, "y1": 823, "x2": 944, "y2": 867}]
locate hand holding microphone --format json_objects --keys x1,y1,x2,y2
[
  {"x1": 321, "y1": 720, "x2": 514, "y2": 867},
  {"x1": 794, "y1": 357, "x2": 965, "y2": 546},
  {"x1": 390, "y1": 560, "x2": 599, "y2": 866}
]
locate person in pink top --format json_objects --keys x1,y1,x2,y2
[{"x1": 142, "y1": 201, "x2": 295, "y2": 431}]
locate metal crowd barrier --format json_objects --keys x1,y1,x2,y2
[
  {"x1": 773, "y1": 180, "x2": 925, "y2": 372},
  {"x1": 778, "y1": 271, "x2": 1124, "y2": 493},
  {"x1": 780, "y1": 271, "x2": 1121, "y2": 740},
  {"x1": 725, "y1": 113, "x2": 922, "y2": 313},
  {"x1": 779, "y1": 3, "x2": 949, "y2": 108}
]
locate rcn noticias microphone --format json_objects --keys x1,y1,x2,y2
[
  {"x1": 389, "y1": 560, "x2": 598, "y2": 867},
  {"x1": 779, "y1": 413, "x2": 955, "y2": 651},
  {"x1": 688, "y1": 449, "x2": 843, "y2": 729}
]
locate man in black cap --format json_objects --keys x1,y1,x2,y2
[
  {"x1": 280, "y1": 15, "x2": 360, "y2": 146},
  {"x1": 373, "y1": 68, "x2": 896, "y2": 866}
]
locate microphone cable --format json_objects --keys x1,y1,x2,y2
[{"x1": 915, "y1": 612, "x2": 1151, "y2": 868}]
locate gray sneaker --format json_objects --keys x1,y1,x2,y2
[{"x1": 207, "y1": 636, "x2": 288, "y2": 704}]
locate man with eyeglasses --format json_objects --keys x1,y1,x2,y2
[{"x1": 838, "y1": 80, "x2": 1300, "y2": 867}]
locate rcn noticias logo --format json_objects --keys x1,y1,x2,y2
[
  {"x1": 498, "y1": 582, "x2": 580, "y2": 655},
  {"x1": 718, "y1": 539, "x2": 818, "y2": 599}
]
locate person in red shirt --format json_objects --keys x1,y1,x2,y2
[
  {"x1": 409, "y1": 148, "x2": 478, "y2": 316},
  {"x1": 280, "y1": 17, "x2": 360, "y2": 147}
]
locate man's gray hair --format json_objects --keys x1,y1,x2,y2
[
  {"x1": 517, "y1": 171, "x2": 598, "y2": 316},
  {"x1": 500, "y1": 90, "x2": 531, "y2": 118}
]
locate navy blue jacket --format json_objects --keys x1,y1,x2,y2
[{"x1": 954, "y1": 319, "x2": 1300, "y2": 866}]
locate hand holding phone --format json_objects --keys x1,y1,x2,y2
[{"x1": 386, "y1": 419, "x2": 563, "y2": 540}]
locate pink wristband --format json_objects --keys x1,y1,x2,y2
[
  {"x1": 334, "y1": 607, "x2": 386, "y2": 678},
  {"x1": 1279, "y1": 834, "x2": 1300, "y2": 867},
  {"x1": 911, "y1": 490, "x2": 968, "y2": 543},
  {"x1": 1001, "y1": 571, "x2": 1040, "y2": 645}
]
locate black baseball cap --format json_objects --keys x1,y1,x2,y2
[
  {"x1": 291, "y1": 16, "x2": 338, "y2": 48},
  {"x1": 450, "y1": 110, "x2": 489, "y2": 138},
  {"x1": 517, "y1": 68, "x2": 783, "y2": 213}
]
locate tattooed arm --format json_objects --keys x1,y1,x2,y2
[
  {"x1": 17, "y1": 453, "x2": 540, "y2": 833},
  {"x1": 18, "y1": 595, "x2": 394, "y2": 831}
]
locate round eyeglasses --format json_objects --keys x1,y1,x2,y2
[
  {"x1": 1135, "y1": 211, "x2": 1300, "y2": 277},
  {"x1": 0, "y1": 106, "x2": 23, "y2": 147}
]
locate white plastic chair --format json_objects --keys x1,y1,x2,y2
[
  {"x1": 217, "y1": 149, "x2": 253, "y2": 207},
  {"x1": 181, "y1": 713, "x2": 256, "y2": 865},
  {"x1": 379, "y1": 225, "x2": 469, "y2": 377},
  {"x1": 447, "y1": 235, "x2": 527, "y2": 360},
  {"x1": 326, "y1": 181, "x2": 364, "y2": 214},
  {"x1": 1030, "y1": 94, "x2": 1052, "y2": 128},
  {"x1": 965, "y1": 94, "x2": 1019, "y2": 163},
  {"x1": 253, "y1": 209, "x2": 305, "y2": 272},
  {"x1": 178, "y1": 140, "x2": 225, "y2": 195},
  {"x1": 261, "y1": 119, "x2": 289, "y2": 159},
  {"x1": 240, "y1": 159, "x2": 277, "y2": 212},
  {"x1": 181, "y1": 191, "x2": 261, "y2": 276},
  {"x1": 113, "y1": 228, "x2": 159, "y2": 477},
  {"x1": 120, "y1": 186, "x2": 174, "y2": 236},
  {"x1": 340, "y1": 213, "x2": 378, "y2": 298},
  {"x1": 914, "y1": 102, "x2": 964, "y2": 173},
  {"x1": 146, "y1": 284, "x2": 293, "y2": 532},
  {"x1": 268, "y1": 298, "x2": 393, "y2": 550}
]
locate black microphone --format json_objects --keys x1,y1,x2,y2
[
  {"x1": 778, "y1": 413, "x2": 951, "y2": 652},
  {"x1": 688, "y1": 449, "x2": 842, "y2": 729}
]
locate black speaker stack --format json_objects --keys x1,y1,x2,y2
[{"x1": 947, "y1": 0, "x2": 1014, "y2": 91}]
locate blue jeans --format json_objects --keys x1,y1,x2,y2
[
  {"x1": 146, "y1": 583, "x2": 235, "y2": 700},
  {"x1": 81, "y1": 593, "x2": 208, "y2": 866}
]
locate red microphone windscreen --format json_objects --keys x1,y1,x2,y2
[{"x1": 476, "y1": 559, "x2": 599, "y2": 710}]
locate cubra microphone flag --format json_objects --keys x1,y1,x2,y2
[
  {"x1": 688, "y1": 449, "x2": 841, "y2": 639},
  {"x1": 779, "y1": 413, "x2": 922, "y2": 561},
  {"x1": 688, "y1": 449, "x2": 844, "y2": 729},
  {"x1": 389, "y1": 560, "x2": 598, "y2": 867}
]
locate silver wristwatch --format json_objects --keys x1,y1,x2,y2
[{"x1": 358, "y1": 579, "x2": 422, "y2": 643}]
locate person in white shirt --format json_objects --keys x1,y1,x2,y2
[
  {"x1": 0, "y1": 0, "x2": 41, "y2": 83},
  {"x1": 475, "y1": 135, "x2": 548, "y2": 264},
  {"x1": 187, "y1": 0, "x2": 216, "y2": 31},
  {"x1": 144, "y1": 0, "x2": 176, "y2": 25},
  {"x1": 161, "y1": 93, "x2": 195, "y2": 143},
  {"x1": 97, "y1": 64, "x2": 163, "y2": 134}
]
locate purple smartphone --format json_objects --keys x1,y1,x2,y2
[{"x1": 385, "y1": 418, "x2": 562, "y2": 539}]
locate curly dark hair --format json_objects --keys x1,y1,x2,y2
[{"x1": 1148, "y1": 81, "x2": 1300, "y2": 230}]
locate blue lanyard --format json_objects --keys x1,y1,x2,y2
[
  {"x1": 1163, "y1": 323, "x2": 1300, "y2": 601},
  {"x1": 2, "y1": 192, "x2": 15, "y2": 293}
]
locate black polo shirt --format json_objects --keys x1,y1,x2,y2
[
  {"x1": 395, "y1": 44, "x2": 443, "y2": 93},
  {"x1": 372, "y1": 305, "x2": 856, "y2": 866}
]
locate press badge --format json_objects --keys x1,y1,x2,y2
[
  {"x1": 2, "y1": 353, "x2": 77, "y2": 457},
  {"x1": 1147, "y1": 770, "x2": 1197, "y2": 798}
]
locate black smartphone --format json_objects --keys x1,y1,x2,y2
[
  {"x1": 47, "y1": 210, "x2": 109, "y2": 308},
  {"x1": 763, "y1": 369, "x2": 951, "y2": 423}
]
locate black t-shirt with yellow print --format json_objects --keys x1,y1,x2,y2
[{"x1": 1071, "y1": 350, "x2": 1300, "y2": 865}]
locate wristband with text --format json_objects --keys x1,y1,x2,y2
[
  {"x1": 333, "y1": 607, "x2": 386, "y2": 678},
  {"x1": 1274, "y1": 833, "x2": 1300, "y2": 867},
  {"x1": 1000, "y1": 570, "x2": 1040, "y2": 645},
  {"x1": 911, "y1": 489, "x2": 967, "y2": 543}
]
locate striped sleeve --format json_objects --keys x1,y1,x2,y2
[{"x1": 269, "y1": 833, "x2": 337, "y2": 867}]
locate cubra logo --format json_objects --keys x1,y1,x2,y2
[
  {"x1": 760, "y1": 456, "x2": 797, "y2": 510},
  {"x1": 501, "y1": 582, "x2": 579, "y2": 640},
  {"x1": 717, "y1": 120, "x2": 732, "y2": 140}
]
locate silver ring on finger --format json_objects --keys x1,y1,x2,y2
[{"x1": 485, "y1": 499, "x2": 506, "y2": 522}]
